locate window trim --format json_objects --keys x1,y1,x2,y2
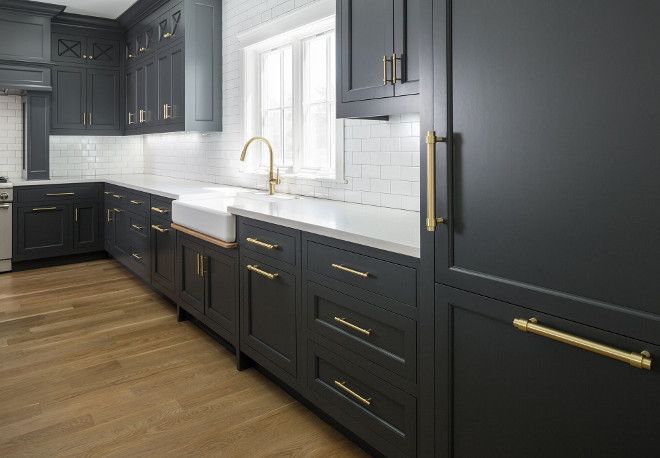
[{"x1": 240, "y1": 9, "x2": 344, "y2": 182}]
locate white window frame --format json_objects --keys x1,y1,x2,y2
[{"x1": 240, "y1": 5, "x2": 344, "y2": 182}]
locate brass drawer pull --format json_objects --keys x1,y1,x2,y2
[
  {"x1": 46, "y1": 192, "x2": 74, "y2": 196},
  {"x1": 246, "y1": 237, "x2": 278, "y2": 250},
  {"x1": 247, "y1": 264, "x2": 279, "y2": 280},
  {"x1": 334, "y1": 380, "x2": 371, "y2": 406},
  {"x1": 513, "y1": 318, "x2": 652, "y2": 371},
  {"x1": 106, "y1": 209, "x2": 113, "y2": 222},
  {"x1": 32, "y1": 207, "x2": 57, "y2": 212},
  {"x1": 104, "y1": 191, "x2": 112, "y2": 195},
  {"x1": 425, "y1": 131, "x2": 447, "y2": 231},
  {"x1": 331, "y1": 263, "x2": 369, "y2": 278},
  {"x1": 151, "y1": 206, "x2": 169, "y2": 214},
  {"x1": 130, "y1": 200, "x2": 143, "y2": 205},
  {"x1": 112, "y1": 194, "x2": 123, "y2": 199},
  {"x1": 151, "y1": 224, "x2": 170, "y2": 233},
  {"x1": 132, "y1": 253, "x2": 143, "y2": 261},
  {"x1": 334, "y1": 317, "x2": 371, "y2": 336},
  {"x1": 113, "y1": 208, "x2": 123, "y2": 213},
  {"x1": 131, "y1": 224, "x2": 143, "y2": 231}
]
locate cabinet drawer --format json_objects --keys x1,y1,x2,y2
[
  {"x1": 125, "y1": 190, "x2": 150, "y2": 216},
  {"x1": 307, "y1": 282, "x2": 416, "y2": 382},
  {"x1": 439, "y1": 284, "x2": 660, "y2": 458},
  {"x1": 239, "y1": 220, "x2": 297, "y2": 266},
  {"x1": 307, "y1": 341, "x2": 416, "y2": 457},
  {"x1": 306, "y1": 241, "x2": 416, "y2": 306},
  {"x1": 16, "y1": 185, "x2": 75, "y2": 203},
  {"x1": 127, "y1": 213, "x2": 149, "y2": 238},
  {"x1": 150, "y1": 195, "x2": 173, "y2": 223},
  {"x1": 126, "y1": 237, "x2": 149, "y2": 281},
  {"x1": 104, "y1": 187, "x2": 128, "y2": 207}
]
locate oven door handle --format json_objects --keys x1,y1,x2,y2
[{"x1": 0, "y1": 204, "x2": 10, "y2": 209}]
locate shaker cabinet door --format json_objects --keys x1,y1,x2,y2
[
  {"x1": 73, "y1": 200, "x2": 101, "y2": 251},
  {"x1": 177, "y1": 236, "x2": 205, "y2": 313},
  {"x1": 51, "y1": 66, "x2": 86, "y2": 131},
  {"x1": 151, "y1": 222, "x2": 176, "y2": 296},
  {"x1": 204, "y1": 247, "x2": 238, "y2": 335},
  {"x1": 436, "y1": 284, "x2": 660, "y2": 458},
  {"x1": 338, "y1": 0, "x2": 395, "y2": 103},
  {"x1": 86, "y1": 68, "x2": 120, "y2": 131},
  {"x1": 431, "y1": 0, "x2": 660, "y2": 342},
  {"x1": 14, "y1": 205, "x2": 72, "y2": 261}
]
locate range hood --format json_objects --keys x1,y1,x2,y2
[{"x1": 0, "y1": 63, "x2": 52, "y2": 93}]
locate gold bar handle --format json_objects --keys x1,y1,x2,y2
[
  {"x1": 132, "y1": 253, "x2": 143, "y2": 261},
  {"x1": 113, "y1": 208, "x2": 123, "y2": 213},
  {"x1": 163, "y1": 104, "x2": 171, "y2": 120},
  {"x1": 128, "y1": 112, "x2": 135, "y2": 125},
  {"x1": 513, "y1": 318, "x2": 652, "y2": 371},
  {"x1": 196, "y1": 253, "x2": 200, "y2": 276},
  {"x1": 247, "y1": 264, "x2": 279, "y2": 281},
  {"x1": 81, "y1": 112, "x2": 86, "y2": 126},
  {"x1": 151, "y1": 224, "x2": 170, "y2": 233},
  {"x1": 106, "y1": 209, "x2": 113, "y2": 222},
  {"x1": 246, "y1": 237, "x2": 278, "y2": 250},
  {"x1": 88, "y1": 113, "x2": 92, "y2": 125},
  {"x1": 334, "y1": 380, "x2": 371, "y2": 406},
  {"x1": 425, "y1": 131, "x2": 447, "y2": 231},
  {"x1": 131, "y1": 224, "x2": 143, "y2": 231},
  {"x1": 46, "y1": 192, "x2": 74, "y2": 196},
  {"x1": 331, "y1": 263, "x2": 369, "y2": 278},
  {"x1": 334, "y1": 317, "x2": 371, "y2": 336},
  {"x1": 104, "y1": 191, "x2": 112, "y2": 195},
  {"x1": 32, "y1": 207, "x2": 57, "y2": 212},
  {"x1": 151, "y1": 206, "x2": 169, "y2": 214},
  {"x1": 392, "y1": 53, "x2": 403, "y2": 85},
  {"x1": 74, "y1": 208, "x2": 79, "y2": 222},
  {"x1": 112, "y1": 194, "x2": 123, "y2": 199},
  {"x1": 130, "y1": 200, "x2": 143, "y2": 205},
  {"x1": 382, "y1": 55, "x2": 393, "y2": 85}
]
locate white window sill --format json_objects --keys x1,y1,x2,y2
[{"x1": 239, "y1": 168, "x2": 347, "y2": 185}]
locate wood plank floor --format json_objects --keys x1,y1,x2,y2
[{"x1": 0, "y1": 259, "x2": 368, "y2": 457}]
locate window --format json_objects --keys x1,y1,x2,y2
[{"x1": 243, "y1": 16, "x2": 343, "y2": 180}]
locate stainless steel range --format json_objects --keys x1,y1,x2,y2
[{"x1": 0, "y1": 180, "x2": 12, "y2": 273}]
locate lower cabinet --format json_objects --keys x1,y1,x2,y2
[
  {"x1": 436, "y1": 284, "x2": 660, "y2": 458},
  {"x1": 240, "y1": 252, "x2": 298, "y2": 379},
  {"x1": 176, "y1": 231, "x2": 239, "y2": 346},
  {"x1": 150, "y1": 219, "x2": 176, "y2": 300},
  {"x1": 13, "y1": 184, "x2": 102, "y2": 262}
]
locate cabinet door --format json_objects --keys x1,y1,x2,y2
[
  {"x1": 151, "y1": 222, "x2": 176, "y2": 294},
  {"x1": 156, "y1": 51, "x2": 171, "y2": 123},
  {"x1": 144, "y1": 59, "x2": 158, "y2": 124},
  {"x1": 136, "y1": 25, "x2": 156, "y2": 59},
  {"x1": 157, "y1": 2, "x2": 184, "y2": 46},
  {"x1": 125, "y1": 68, "x2": 137, "y2": 129},
  {"x1": 113, "y1": 209, "x2": 130, "y2": 256},
  {"x1": 51, "y1": 66, "x2": 86, "y2": 131},
  {"x1": 204, "y1": 248, "x2": 237, "y2": 335},
  {"x1": 169, "y1": 45, "x2": 185, "y2": 123},
  {"x1": 103, "y1": 198, "x2": 115, "y2": 252},
  {"x1": 436, "y1": 284, "x2": 660, "y2": 458},
  {"x1": 393, "y1": 0, "x2": 419, "y2": 96},
  {"x1": 177, "y1": 236, "x2": 205, "y2": 313},
  {"x1": 86, "y1": 68, "x2": 120, "y2": 131},
  {"x1": 52, "y1": 33, "x2": 86, "y2": 64},
  {"x1": 125, "y1": 34, "x2": 136, "y2": 63},
  {"x1": 430, "y1": 0, "x2": 660, "y2": 342},
  {"x1": 15, "y1": 204, "x2": 72, "y2": 260},
  {"x1": 241, "y1": 255, "x2": 297, "y2": 376},
  {"x1": 73, "y1": 200, "x2": 101, "y2": 251},
  {"x1": 87, "y1": 37, "x2": 120, "y2": 67},
  {"x1": 338, "y1": 0, "x2": 395, "y2": 102},
  {"x1": 136, "y1": 65, "x2": 146, "y2": 125}
]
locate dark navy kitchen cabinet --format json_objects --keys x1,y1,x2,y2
[
  {"x1": 73, "y1": 200, "x2": 102, "y2": 251},
  {"x1": 86, "y1": 67, "x2": 120, "y2": 132},
  {"x1": 14, "y1": 204, "x2": 72, "y2": 261},
  {"x1": 51, "y1": 65, "x2": 86, "y2": 131},
  {"x1": 150, "y1": 197, "x2": 176, "y2": 300},
  {"x1": 336, "y1": 0, "x2": 420, "y2": 118}
]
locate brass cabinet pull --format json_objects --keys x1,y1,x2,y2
[
  {"x1": 163, "y1": 32, "x2": 172, "y2": 39},
  {"x1": 106, "y1": 209, "x2": 113, "y2": 222},
  {"x1": 513, "y1": 318, "x2": 652, "y2": 371},
  {"x1": 74, "y1": 208, "x2": 79, "y2": 222},
  {"x1": 331, "y1": 263, "x2": 369, "y2": 278},
  {"x1": 247, "y1": 264, "x2": 279, "y2": 280},
  {"x1": 334, "y1": 380, "x2": 371, "y2": 406},
  {"x1": 196, "y1": 253, "x2": 205, "y2": 277},
  {"x1": 425, "y1": 131, "x2": 447, "y2": 231},
  {"x1": 138, "y1": 109, "x2": 145, "y2": 123},
  {"x1": 81, "y1": 112, "x2": 86, "y2": 126},
  {"x1": 139, "y1": 47, "x2": 146, "y2": 52},
  {"x1": 151, "y1": 206, "x2": 169, "y2": 214},
  {"x1": 128, "y1": 112, "x2": 135, "y2": 125},
  {"x1": 46, "y1": 192, "x2": 74, "y2": 197},
  {"x1": 104, "y1": 191, "x2": 112, "y2": 195},
  {"x1": 334, "y1": 317, "x2": 371, "y2": 336},
  {"x1": 112, "y1": 194, "x2": 123, "y2": 199},
  {"x1": 113, "y1": 208, "x2": 123, "y2": 213},
  {"x1": 151, "y1": 224, "x2": 170, "y2": 233},
  {"x1": 382, "y1": 55, "x2": 393, "y2": 85},
  {"x1": 130, "y1": 200, "x2": 143, "y2": 205},
  {"x1": 88, "y1": 113, "x2": 92, "y2": 125},
  {"x1": 32, "y1": 207, "x2": 56, "y2": 212},
  {"x1": 246, "y1": 237, "x2": 278, "y2": 250},
  {"x1": 82, "y1": 54, "x2": 87, "y2": 59},
  {"x1": 131, "y1": 224, "x2": 143, "y2": 231},
  {"x1": 392, "y1": 53, "x2": 402, "y2": 84},
  {"x1": 196, "y1": 253, "x2": 200, "y2": 276},
  {"x1": 163, "y1": 104, "x2": 172, "y2": 120},
  {"x1": 132, "y1": 253, "x2": 143, "y2": 261}
]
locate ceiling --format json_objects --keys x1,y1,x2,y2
[{"x1": 56, "y1": 0, "x2": 138, "y2": 19}]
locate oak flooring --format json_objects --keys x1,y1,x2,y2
[{"x1": 0, "y1": 259, "x2": 367, "y2": 457}]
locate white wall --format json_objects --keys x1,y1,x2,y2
[{"x1": 0, "y1": 0, "x2": 421, "y2": 212}]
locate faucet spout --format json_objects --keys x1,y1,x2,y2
[{"x1": 240, "y1": 136, "x2": 281, "y2": 195}]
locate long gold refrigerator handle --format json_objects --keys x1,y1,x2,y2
[
  {"x1": 425, "y1": 131, "x2": 447, "y2": 231},
  {"x1": 513, "y1": 318, "x2": 652, "y2": 370}
]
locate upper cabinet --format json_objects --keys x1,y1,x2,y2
[
  {"x1": 0, "y1": 4, "x2": 64, "y2": 64},
  {"x1": 336, "y1": 0, "x2": 420, "y2": 118},
  {"x1": 52, "y1": 31, "x2": 120, "y2": 67},
  {"x1": 121, "y1": 0, "x2": 221, "y2": 134}
]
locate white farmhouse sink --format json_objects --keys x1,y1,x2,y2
[{"x1": 172, "y1": 190, "x2": 244, "y2": 242}]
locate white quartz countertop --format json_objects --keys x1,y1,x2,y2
[{"x1": 13, "y1": 174, "x2": 421, "y2": 257}]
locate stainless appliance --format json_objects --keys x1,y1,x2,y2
[{"x1": 0, "y1": 181, "x2": 13, "y2": 272}]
